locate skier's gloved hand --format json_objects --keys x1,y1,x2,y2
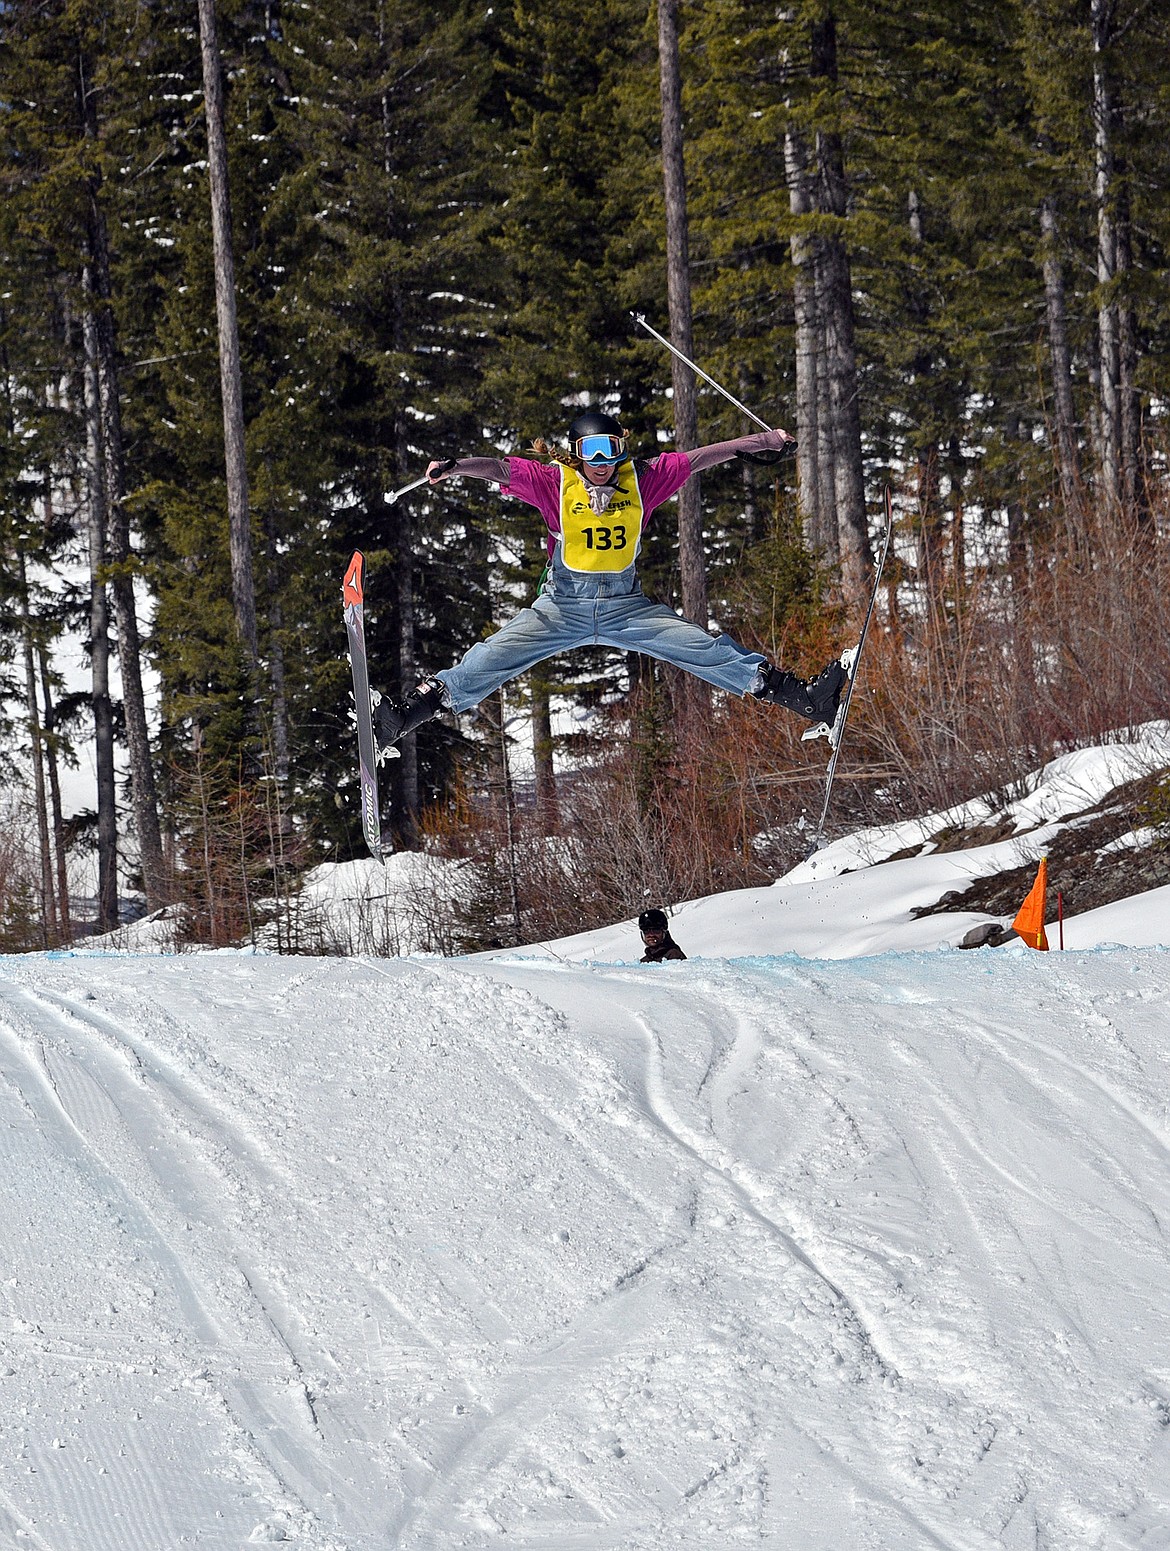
[
  {"x1": 427, "y1": 457, "x2": 458, "y2": 484},
  {"x1": 742, "y1": 430, "x2": 797, "y2": 468}
]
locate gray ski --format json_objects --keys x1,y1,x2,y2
[{"x1": 342, "y1": 550, "x2": 385, "y2": 864}]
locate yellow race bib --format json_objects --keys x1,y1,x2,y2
[{"x1": 558, "y1": 462, "x2": 644, "y2": 573}]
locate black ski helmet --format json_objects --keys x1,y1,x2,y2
[
  {"x1": 638, "y1": 908, "x2": 669, "y2": 934},
  {"x1": 568, "y1": 410, "x2": 624, "y2": 443}
]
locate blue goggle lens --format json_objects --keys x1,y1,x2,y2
[{"x1": 576, "y1": 434, "x2": 626, "y2": 463}]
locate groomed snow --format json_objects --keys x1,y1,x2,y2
[
  {"x1": 11, "y1": 727, "x2": 1170, "y2": 1545},
  {"x1": 2, "y1": 945, "x2": 1169, "y2": 1548}
]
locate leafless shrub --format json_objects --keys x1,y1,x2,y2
[
  {"x1": 859, "y1": 505, "x2": 1170, "y2": 819},
  {"x1": 166, "y1": 743, "x2": 314, "y2": 950},
  {"x1": 268, "y1": 852, "x2": 480, "y2": 957},
  {"x1": 411, "y1": 495, "x2": 1170, "y2": 951},
  {"x1": 419, "y1": 687, "x2": 813, "y2": 949}
]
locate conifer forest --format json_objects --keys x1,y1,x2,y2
[{"x1": 1, "y1": 0, "x2": 1169, "y2": 950}]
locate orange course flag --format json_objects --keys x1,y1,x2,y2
[{"x1": 1013, "y1": 858, "x2": 1050, "y2": 951}]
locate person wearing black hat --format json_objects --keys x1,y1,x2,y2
[
  {"x1": 639, "y1": 909, "x2": 687, "y2": 963},
  {"x1": 371, "y1": 409, "x2": 850, "y2": 755}
]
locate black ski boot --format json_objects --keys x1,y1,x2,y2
[
  {"x1": 751, "y1": 657, "x2": 849, "y2": 726},
  {"x1": 373, "y1": 678, "x2": 446, "y2": 763}
]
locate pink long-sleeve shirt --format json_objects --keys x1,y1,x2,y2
[{"x1": 445, "y1": 429, "x2": 791, "y2": 560}]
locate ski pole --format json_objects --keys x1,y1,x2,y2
[
  {"x1": 385, "y1": 458, "x2": 457, "y2": 506},
  {"x1": 631, "y1": 312, "x2": 772, "y2": 433}
]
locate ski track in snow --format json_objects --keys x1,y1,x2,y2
[{"x1": 0, "y1": 950, "x2": 1168, "y2": 1549}]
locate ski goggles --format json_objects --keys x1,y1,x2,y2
[{"x1": 574, "y1": 433, "x2": 627, "y2": 464}]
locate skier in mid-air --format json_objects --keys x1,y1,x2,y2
[{"x1": 372, "y1": 411, "x2": 850, "y2": 759}]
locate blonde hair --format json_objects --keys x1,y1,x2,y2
[
  {"x1": 529, "y1": 429, "x2": 633, "y2": 473},
  {"x1": 530, "y1": 437, "x2": 575, "y2": 467}
]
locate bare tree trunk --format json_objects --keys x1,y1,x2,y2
[
  {"x1": 818, "y1": 239, "x2": 870, "y2": 603},
  {"x1": 740, "y1": 437, "x2": 763, "y2": 545},
  {"x1": 812, "y1": 250, "x2": 837, "y2": 556},
  {"x1": 38, "y1": 644, "x2": 72, "y2": 942},
  {"x1": 907, "y1": 191, "x2": 944, "y2": 613},
  {"x1": 82, "y1": 323, "x2": 119, "y2": 933},
  {"x1": 656, "y1": 0, "x2": 707, "y2": 632},
  {"x1": 481, "y1": 689, "x2": 523, "y2": 942},
  {"x1": 17, "y1": 552, "x2": 55, "y2": 946},
  {"x1": 390, "y1": 359, "x2": 418, "y2": 847},
  {"x1": 1003, "y1": 412, "x2": 1035, "y2": 714},
  {"x1": 38, "y1": 468, "x2": 73, "y2": 938},
  {"x1": 1115, "y1": 196, "x2": 1146, "y2": 524},
  {"x1": 1092, "y1": 0, "x2": 1121, "y2": 514},
  {"x1": 811, "y1": 14, "x2": 871, "y2": 606},
  {"x1": 388, "y1": 301, "x2": 419, "y2": 842},
  {"x1": 948, "y1": 433, "x2": 965, "y2": 597},
  {"x1": 782, "y1": 19, "x2": 836, "y2": 565},
  {"x1": 1039, "y1": 196, "x2": 1084, "y2": 528},
  {"x1": 1005, "y1": 409, "x2": 1028, "y2": 587},
  {"x1": 395, "y1": 499, "x2": 421, "y2": 848},
  {"x1": 499, "y1": 716, "x2": 522, "y2": 947},
  {"x1": 87, "y1": 275, "x2": 167, "y2": 906},
  {"x1": 785, "y1": 122, "x2": 835, "y2": 560},
  {"x1": 531, "y1": 674, "x2": 557, "y2": 826},
  {"x1": 4, "y1": 311, "x2": 67, "y2": 942},
  {"x1": 77, "y1": 51, "x2": 166, "y2": 909},
  {"x1": 377, "y1": 11, "x2": 423, "y2": 842},
  {"x1": 482, "y1": 688, "x2": 508, "y2": 796},
  {"x1": 262, "y1": 508, "x2": 292, "y2": 886},
  {"x1": 263, "y1": 515, "x2": 290, "y2": 786},
  {"x1": 915, "y1": 445, "x2": 945, "y2": 603},
  {"x1": 196, "y1": 0, "x2": 259, "y2": 667}
]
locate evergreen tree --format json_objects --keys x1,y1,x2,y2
[
  {"x1": 1022, "y1": 0, "x2": 1170, "y2": 530},
  {"x1": 281, "y1": 0, "x2": 505, "y2": 846}
]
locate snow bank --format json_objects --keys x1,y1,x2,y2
[
  {"x1": 1057, "y1": 881, "x2": 1170, "y2": 950},
  {"x1": 789, "y1": 719, "x2": 1170, "y2": 884},
  {"x1": 521, "y1": 724, "x2": 1170, "y2": 965},
  {"x1": 75, "y1": 851, "x2": 478, "y2": 958},
  {"x1": 285, "y1": 850, "x2": 476, "y2": 956},
  {"x1": 527, "y1": 842, "x2": 1170, "y2": 964}
]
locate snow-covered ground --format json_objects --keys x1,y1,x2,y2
[
  {"x1": 2, "y1": 943, "x2": 1169, "y2": 1549},
  {"x1": 77, "y1": 723, "x2": 1170, "y2": 961},
  {"x1": 7, "y1": 728, "x2": 1169, "y2": 1547},
  {"x1": 513, "y1": 726, "x2": 1170, "y2": 964}
]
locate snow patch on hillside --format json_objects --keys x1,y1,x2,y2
[
  {"x1": 526, "y1": 724, "x2": 1170, "y2": 965},
  {"x1": 792, "y1": 720, "x2": 1170, "y2": 882}
]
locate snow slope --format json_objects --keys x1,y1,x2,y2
[
  {"x1": 2, "y1": 946, "x2": 1169, "y2": 1549},
  {"x1": 529, "y1": 726, "x2": 1170, "y2": 964},
  {"x1": 518, "y1": 847, "x2": 1170, "y2": 964}
]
